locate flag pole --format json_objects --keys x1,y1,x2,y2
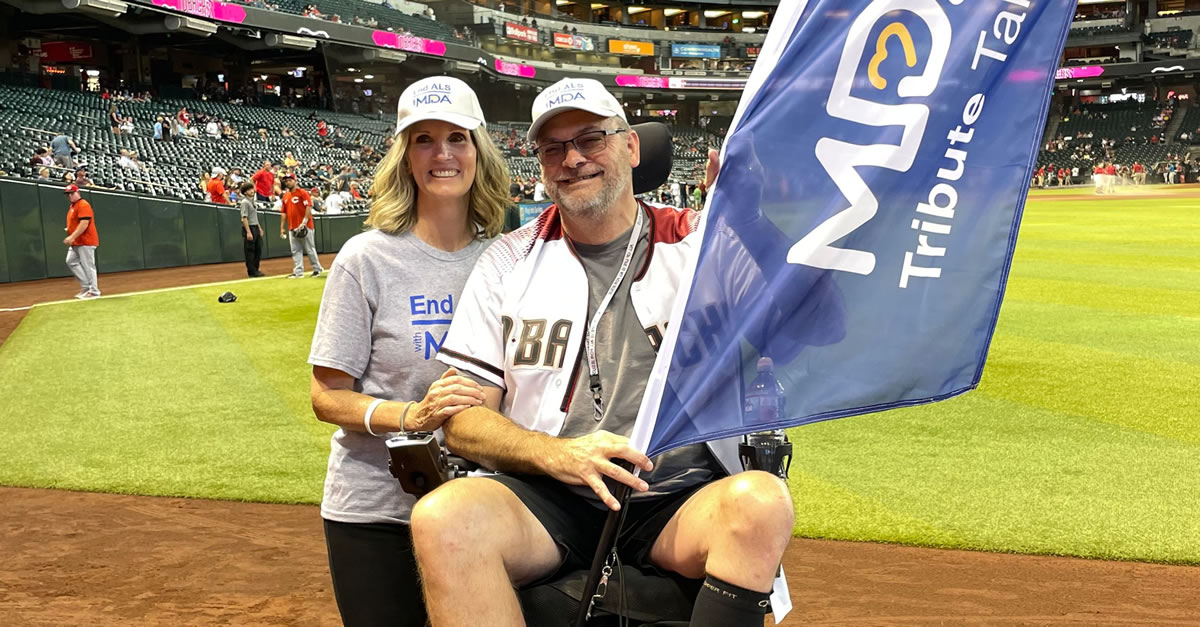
[{"x1": 573, "y1": 461, "x2": 634, "y2": 627}]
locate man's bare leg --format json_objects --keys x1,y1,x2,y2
[
  {"x1": 411, "y1": 478, "x2": 563, "y2": 627},
  {"x1": 649, "y1": 470, "x2": 793, "y2": 600}
]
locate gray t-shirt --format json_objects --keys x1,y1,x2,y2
[
  {"x1": 563, "y1": 219, "x2": 724, "y2": 507},
  {"x1": 308, "y1": 229, "x2": 489, "y2": 523},
  {"x1": 238, "y1": 197, "x2": 259, "y2": 226},
  {"x1": 51, "y1": 135, "x2": 72, "y2": 156}
]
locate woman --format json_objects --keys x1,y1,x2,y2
[{"x1": 308, "y1": 76, "x2": 510, "y2": 627}]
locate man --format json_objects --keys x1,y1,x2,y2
[
  {"x1": 412, "y1": 78, "x2": 793, "y2": 627},
  {"x1": 532, "y1": 176, "x2": 545, "y2": 202},
  {"x1": 51, "y1": 133, "x2": 78, "y2": 170},
  {"x1": 73, "y1": 168, "x2": 95, "y2": 188},
  {"x1": 251, "y1": 160, "x2": 276, "y2": 202},
  {"x1": 323, "y1": 189, "x2": 347, "y2": 215},
  {"x1": 238, "y1": 182, "x2": 265, "y2": 277},
  {"x1": 1103, "y1": 161, "x2": 1117, "y2": 193},
  {"x1": 208, "y1": 167, "x2": 231, "y2": 204},
  {"x1": 279, "y1": 174, "x2": 324, "y2": 278},
  {"x1": 62, "y1": 184, "x2": 100, "y2": 299}
]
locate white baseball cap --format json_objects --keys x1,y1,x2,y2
[
  {"x1": 527, "y1": 78, "x2": 626, "y2": 141},
  {"x1": 394, "y1": 76, "x2": 486, "y2": 136},
  {"x1": 210, "y1": 166, "x2": 227, "y2": 177}
]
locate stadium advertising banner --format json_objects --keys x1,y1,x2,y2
[
  {"x1": 495, "y1": 58, "x2": 536, "y2": 78},
  {"x1": 671, "y1": 43, "x2": 721, "y2": 58},
  {"x1": 553, "y1": 32, "x2": 595, "y2": 51},
  {"x1": 615, "y1": 75, "x2": 746, "y2": 90},
  {"x1": 630, "y1": 0, "x2": 1074, "y2": 462},
  {"x1": 746, "y1": 46, "x2": 761, "y2": 57},
  {"x1": 39, "y1": 42, "x2": 94, "y2": 62},
  {"x1": 608, "y1": 39, "x2": 655, "y2": 55},
  {"x1": 505, "y1": 22, "x2": 540, "y2": 44}
]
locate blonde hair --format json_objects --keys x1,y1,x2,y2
[{"x1": 366, "y1": 126, "x2": 510, "y2": 238}]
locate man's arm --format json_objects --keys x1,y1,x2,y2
[
  {"x1": 63, "y1": 219, "x2": 88, "y2": 245},
  {"x1": 443, "y1": 387, "x2": 653, "y2": 511}
]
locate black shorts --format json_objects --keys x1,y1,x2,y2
[{"x1": 489, "y1": 473, "x2": 703, "y2": 587}]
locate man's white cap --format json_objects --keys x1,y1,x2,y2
[
  {"x1": 527, "y1": 78, "x2": 626, "y2": 141},
  {"x1": 211, "y1": 166, "x2": 227, "y2": 177},
  {"x1": 394, "y1": 76, "x2": 486, "y2": 136}
]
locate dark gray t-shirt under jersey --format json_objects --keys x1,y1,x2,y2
[{"x1": 562, "y1": 218, "x2": 724, "y2": 507}]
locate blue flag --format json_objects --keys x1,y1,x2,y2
[{"x1": 632, "y1": 0, "x2": 1074, "y2": 458}]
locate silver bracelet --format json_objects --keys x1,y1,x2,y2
[
  {"x1": 398, "y1": 402, "x2": 414, "y2": 435},
  {"x1": 363, "y1": 398, "x2": 386, "y2": 437}
]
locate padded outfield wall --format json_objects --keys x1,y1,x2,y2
[{"x1": 0, "y1": 179, "x2": 365, "y2": 284}]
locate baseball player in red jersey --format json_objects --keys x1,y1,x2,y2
[
  {"x1": 280, "y1": 174, "x2": 324, "y2": 277},
  {"x1": 63, "y1": 184, "x2": 100, "y2": 299}
]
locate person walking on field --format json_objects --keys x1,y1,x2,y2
[
  {"x1": 280, "y1": 174, "x2": 324, "y2": 278},
  {"x1": 62, "y1": 184, "x2": 100, "y2": 299}
]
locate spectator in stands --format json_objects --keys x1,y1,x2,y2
[
  {"x1": 533, "y1": 177, "x2": 545, "y2": 202},
  {"x1": 120, "y1": 116, "x2": 135, "y2": 135},
  {"x1": 509, "y1": 175, "x2": 522, "y2": 202},
  {"x1": 206, "y1": 118, "x2": 222, "y2": 139},
  {"x1": 317, "y1": 119, "x2": 329, "y2": 139},
  {"x1": 229, "y1": 167, "x2": 246, "y2": 187},
  {"x1": 130, "y1": 151, "x2": 144, "y2": 170},
  {"x1": 223, "y1": 121, "x2": 239, "y2": 141},
  {"x1": 154, "y1": 116, "x2": 165, "y2": 141},
  {"x1": 208, "y1": 168, "x2": 232, "y2": 205},
  {"x1": 349, "y1": 181, "x2": 363, "y2": 199},
  {"x1": 282, "y1": 126, "x2": 295, "y2": 138},
  {"x1": 109, "y1": 105, "x2": 122, "y2": 135},
  {"x1": 51, "y1": 133, "x2": 79, "y2": 170},
  {"x1": 252, "y1": 160, "x2": 278, "y2": 202},
  {"x1": 323, "y1": 189, "x2": 347, "y2": 215},
  {"x1": 38, "y1": 167, "x2": 51, "y2": 181},
  {"x1": 74, "y1": 168, "x2": 95, "y2": 188},
  {"x1": 284, "y1": 151, "x2": 299, "y2": 168},
  {"x1": 118, "y1": 150, "x2": 137, "y2": 169},
  {"x1": 31, "y1": 148, "x2": 52, "y2": 168},
  {"x1": 177, "y1": 107, "x2": 190, "y2": 129}
]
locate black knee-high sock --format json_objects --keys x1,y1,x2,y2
[{"x1": 689, "y1": 573, "x2": 770, "y2": 627}]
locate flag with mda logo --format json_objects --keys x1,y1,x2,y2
[{"x1": 631, "y1": 0, "x2": 1074, "y2": 457}]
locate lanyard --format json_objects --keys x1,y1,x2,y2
[{"x1": 586, "y1": 206, "x2": 644, "y2": 420}]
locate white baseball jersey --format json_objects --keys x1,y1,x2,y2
[{"x1": 437, "y1": 199, "x2": 800, "y2": 615}]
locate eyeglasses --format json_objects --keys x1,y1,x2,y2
[{"x1": 533, "y1": 129, "x2": 627, "y2": 163}]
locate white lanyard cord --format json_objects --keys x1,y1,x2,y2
[{"x1": 585, "y1": 205, "x2": 645, "y2": 420}]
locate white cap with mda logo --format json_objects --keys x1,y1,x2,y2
[
  {"x1": 527, "y1": 78, "x2": 626, "y2": 141},
  {"x1": 394, "y1": 76, "x2": 487, "y2": 136}
]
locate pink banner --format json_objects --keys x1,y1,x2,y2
[
  {"x1": 615, "y1": 75, "x2": 670, "y2": 88},
  {"x1": 151, "y1": 0, "x2": 246, "y2": 23},
  {"x1": 495, "y1": 58, "x2": 535, "y2": 78},
  {"x1": 372, "y1": 31, "x2": 447, "y2": 56},
  {"x1": 1055, "y1": 66, "x2": 1104, "y2": 80}
]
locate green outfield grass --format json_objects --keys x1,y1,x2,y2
[{"x1": 0, "y1": 192, "x2": 1197, "y2": 563}]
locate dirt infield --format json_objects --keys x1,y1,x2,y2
[
  {"x1": 3, "y1": 487, "x2": 1198, "y2": 626},
  {"x1": 3, "y1": 256, "x2": 1199, "y2": 625}
]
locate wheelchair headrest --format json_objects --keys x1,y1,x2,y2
[{"x1": 631, "y1": 122, "x2": 673, "y2": 196}]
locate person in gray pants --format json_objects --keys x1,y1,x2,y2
[
  {"x1": 62, "y1": 184, "x2": 100, "y2": 299},
  {"x1": 279, "y1": 174, "x2": 324, "y2": 277}
]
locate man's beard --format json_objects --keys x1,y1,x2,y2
[{"x1": 547, "y1": 148, "x2": 631, "y2": 220}]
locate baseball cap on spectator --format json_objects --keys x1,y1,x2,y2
[
  {"x1": 211, "y1": 166, "x2": 227, "y2": 176},
  {"x1": 394, "y1": 76, "x2": 486, "y2": 136},
  {"x1": 63, "y1": 184, "x2": 79, "y2": 194},
  {"x1": 527, "y1": 78, "x2": 626, "y2": 141}
]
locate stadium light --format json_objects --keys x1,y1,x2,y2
[
  {"x1": 704, "y1": 10, "x2": 729, "y2": 18},
  {"x1": 164, "y1": 15, "x2": 218, "y2": 36},
  {"x1": 354, "y1": 78, "x2": 364, "y2": 83},
  {"x1": 742, "y1": 10, "x2": 766, "y2": 19},
  {"x1": 347, "y1": 67, "x2": 357, "y2": 72},
  {"x1": 663, "y1": 8, "x2": 682, "y2": 16},
  {"x1": 364, "y1": 74, "x2": 374, "y2": 79},
  {"x1": 62, "y1": 0, "x2": 128, "y2": 17},
  {"x1": 265, "y1": 33, "x2": 317, "y2": 50},
  {"x1": 628, "y1": 6, "x2": 648, "y2": 13}
]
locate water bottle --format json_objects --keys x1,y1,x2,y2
[
  {"x1": 741, "y1": 357, "x2": 792, "y2": 477},
  {"x1": 744, "y1": 357, "x2": 786, "y2": 425}
]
